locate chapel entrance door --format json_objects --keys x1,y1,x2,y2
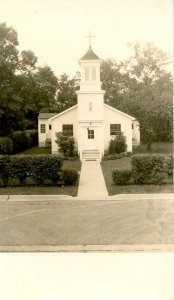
[{"x1": 84, "y1": 127, "x2": 97, "y2": 150}]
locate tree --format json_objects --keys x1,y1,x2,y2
[
  {"x1": 0, "y1": 22, "x2": 19, "y2": 72},
  {"x1": 101, "y1": 43, "x2": 173, "y2": 147},
  {"x1": 101, "y1": 59, "x2": 131, "y2": 108},
  {"x1": 15, "y1": 50, "x2": 39, "y2": 129},
  {"x1": 55, "y1": 73, "x2": 79, "y2": 112},
  {"x1": 20, "y1": 50, "x2": 38, "y2": 73},
  {"x1": 0, "y1": 22, "x2": 24, "y2": 135},
  {"x1": 34, "y1": 66, "x2": 58, "y2": 112},
  {"x1": 125, "y1": 43, "x2": 173, "y2": 147},
  {"x1": 0, "y1": 23, "x2": 59, "y2": 134}
]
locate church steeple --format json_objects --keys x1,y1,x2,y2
[
  {"x1": 78, "y1": 33, "x2": 102, "y2": 91},
  {"x1": 81, "y1": 32, "x2": 100, "y2": 60},
  {"x1": 80, "y1": 46, "x2": 101, "y2": 60}
]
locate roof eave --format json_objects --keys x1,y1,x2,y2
[
  {"x1": 49, "y1": 104, "x2": 78, "y2": 121},
  {"x1": 104, "y1": 103, "x2": 135, "y2": 120}
]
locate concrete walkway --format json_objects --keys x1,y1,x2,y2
[{"x1": 77, "y1": 161, "x2": 108, "y2": 199}]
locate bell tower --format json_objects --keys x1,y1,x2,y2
[
  {"x1": 76, "y1": 33, "x2": 105, "y2": 121},
  {"x1": 78, "y1": 46, "x2": 102, "y2": 92},
  {"x1": 76, "y1": 33, "x2": 105, "y2": 159}
]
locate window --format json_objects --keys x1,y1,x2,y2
[
  {"x1": 91, "y1": 67, "x2": 96, "y2": 81},
  {"x1": 88, "y1": 129, "x2": 94, "y2": 139},
  {"x1": 110, "y1": 124, "x2": 121, "y2": 135},
  {"x1": 84, "y1": 67, "x2": 89, "y2": 81},
  {"x1": 62, "y1": 124, "x2": 73, "y2": 136},
  {"x1": 49, "y1": 125, "x2": 52, "y2": 130},
  {"x1": 132, "y1": 124, "x2": 134, "y2": 129},
  {"x1": 40, "y1": 124, "x2": 46, "y2": 133}
]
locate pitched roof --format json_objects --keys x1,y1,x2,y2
[
  {"x1": 80, "y1": 46, "x2": 100, "y2": 60},
  {"x1": 38, "y1": 113, "x2": 58, "y2": 119},
  {"x1": 49, "y1": 105, "x2": 78, "y2": 121},
  {"x1": 104, "y1": 104, "x2": 135, "y2": 120}
]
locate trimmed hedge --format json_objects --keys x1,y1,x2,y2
[
  {"x1": 0, "y1": 137, "x2": 14, "y2": 154},
  {"x1": 0, "y1": 156, "x2": 11, "y2": 187},
  {"x1": 8, "y1": 155, "x2": 32, "y2": 186},
  {"x1": 0, "y1": 154, "x2": 79, "y2": 187},
  {"x1": 112, "y1": 154, "x2": 173, "y2": 185},
  {"x1": 131, "y1": 154, "x2": 173, "y2": 184},
  {"x1": 62, "y1": 169, "x2": 78, "y2": 186},
  {"x1": 30, "y1": 155, "x2": 63, "y2": 186},
  {"x1": 0, "y1": 155, "x2": 63, "y2": 186},
  {"x1": 112, "y1": 169, "x2": 132, "y2": 185},
  {"x1": 0, "y1": 130, "x2": 38, "y2": 154}
]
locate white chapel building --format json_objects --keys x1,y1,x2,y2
[{"x1": 38, "y1": 44, "x2": 140, "y2": 161}]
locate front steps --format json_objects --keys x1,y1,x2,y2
[{"x1": 81, "y1": 150, "x2": 100, "y2": 161}]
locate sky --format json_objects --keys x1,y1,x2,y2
[{"x1": 0, "y1": 0, "x2": 173, "y2": 77}]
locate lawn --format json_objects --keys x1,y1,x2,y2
[
  {"x1": 133, "y1": 142, "x2": 173, "y2": 154},
  {"x1": 101, "y1": 157, "x2": 173, "y2": 195},
  {"x1": 18, "y1": 145, "x2": 51, "y2": 155}
]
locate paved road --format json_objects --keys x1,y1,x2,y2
[{"x1": 0, "y1": 197, "x2": 174, "y2": 249}]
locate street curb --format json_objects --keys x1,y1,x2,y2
[
  {"x1": 0, "y1": 195, "x2": 74, "y2": 201},
  {"x1": 0, "y1": 193, "x2": 173, "y2": 202},
  {"x1": 0, "y1": 195, "x2": 8, "y2": 201},
  {"x1": 0, "y1": 244, "x2": 174, "y2": 252}
]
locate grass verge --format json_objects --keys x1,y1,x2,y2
[{"x1": 0, "y1": 186, "x2": 78, "y2": 196}]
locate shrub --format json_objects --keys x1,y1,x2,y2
[
  {"x1": 108, "y1": 131, "x2": 127, "y2": 154},
  {"x1": 0, "y1": 154, "x2": 63, "y2": 187},
  {"x1": 10, "y1": 131, "x2": 31, "y2": 153},
  {"x1": 25, "y1": 129, "x2": 38, "y2": 147},
  {"x1": 55, "y1": 132, "x2": 75, "y2": 157},
  {"x1": 126, "y1": 151, "x2": 132, "y2": 157},
  {"x1": 0, "y1": 130, "x2": 38, "y2": 155},
  {"x1": 43, "y1": 155, "x2": 63, "y2": 186},
  {"x1": 0, "y1": 156, "x2": 11, "y2": 187},
  {"x1": 108, "y1": 139, "x2": 115, "y2": 154},
  {"x1": 164, "y1": 155, "x2": 173, "y2": 178},
  {"x1": 112, "y1": 169, "x2": 132, "y2": 185},
  {"x1": 68, "y1": 136, "x2": 75, "y2": 157},
  {"x1": 10, "y1": 130, "x2": 38, "y2": 153},
  {"x1": 61, "y1": 169, "x2": 78, "y2": 186},
  {"x1": 131, "y1": 154, "x2": 173, "y2": 184},
  {"x1": 150, "y1": 165, "x2": 168, "y2": 185},
  {"x1": 0, "y1": 137, "x2": 14, "y2": 154},
  {"x1": 9, "y1": 155, "x2": 32, "y2": 186},
  {"x1": 30, "y1": 155, "x2": 63, "y2": 186}
]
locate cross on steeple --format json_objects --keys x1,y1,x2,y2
[{"x1": 85, "y1": 32, "x2": 95, "y2": 48}]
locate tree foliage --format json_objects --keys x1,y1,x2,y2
[
  {"x1": 101, "y1": 43, "x2": 173, "y2": 144},
  {"x1": 0, "y1": 22, "x2": 58, "y2": 135},
  {"x1": 55, "y1": 73, "x2": 78, "y2": 112}
]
